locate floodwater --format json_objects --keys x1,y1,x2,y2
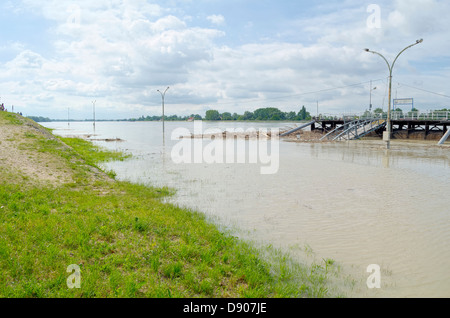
[{"x1": 43, "y1": 121, "x2": 450, "y2": 298}]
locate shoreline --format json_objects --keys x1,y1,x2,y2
[
  {"x1": 0, "y1": 112, "x2": 343, "y2": 298},
  {"x1": 179, "y1": 129, "x2": 448, "y2": 144}
]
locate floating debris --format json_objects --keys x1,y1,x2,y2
[
  {"x1": 180, "y1": 130, "x2": 279, "y2": 140},
  {"x1": 89, "y1": 138, "x2": 124, "y2": 142}
]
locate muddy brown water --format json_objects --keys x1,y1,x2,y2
[{"x1": 44, "y1": 121, "x2": 450, "y2": 298}]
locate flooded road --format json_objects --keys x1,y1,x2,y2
[{"x1": 44, "y1": 121, "x2": 450, "y2": 298}]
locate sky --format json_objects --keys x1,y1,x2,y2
[{"x1": 0, "y1": 0, "x2": 449, "y2": 120}]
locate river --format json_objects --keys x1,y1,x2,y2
[{"x1": 42, "y1": 120, "x2": 450, "y2": 298}]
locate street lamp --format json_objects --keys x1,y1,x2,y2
[
  {"x1": 369, "y1": 80, "x2": 377, "y2": 112},
  {"x1": 364, "y1": 39, "x2": 423, "y2": 149},
  {"x1": 157, "y1": 87, "x2": 170, "y2": 136},
  {"x1": 92, "y1": 100, "x2": 96, "y2": 130}
]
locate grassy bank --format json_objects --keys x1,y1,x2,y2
[{"x1": 0, "y1": 111, "x2": 341, "y2": 298}]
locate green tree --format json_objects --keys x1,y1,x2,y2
[
  {"x1": 243, "y1": 111, "x2": 254, "y2": 120},
  {"x1": 253, "y1": 107, "x2": 285, "y2": 120},
  {"x1": 373, "y1": 108, "x2": 384, "y2": 114},
  {"x1": 221, "y1": 112, "x2": 232, "y2": 120},
  {"x1": 27, "y1": 116, "x2": 52, "y2": 122},
  {"x1": 167, "y1": 115, "x2": 179, "y2": 121},
  {"x1": 286, "y1": 111, "x2": 297, "y2": 121},
  {"x1": 270, "y1": 113, "x2": 281, "y2": 120},
  {"x1": 407, "y1": 108, "x2": 419, "y2": 118},
  {"x1": 297, "y1": 106, "x2": 311, "y2": 120},
  {"x1": 205, "y1": 110, "x2": 221, "y2": 121},
  {"x1": 362, "y1": 110, "x2": 372, "y2": 118}
]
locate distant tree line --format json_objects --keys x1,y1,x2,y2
[
  {"x1": 27, "y1": 106, "x2": 449, "y2": 123},
  {"x1": 28, "y1": 106, "x2": 313, "y2": 122},
  {"x1": 204, "y1": 106, "x2": 311, "y2": 121},
  {"x1": 129, "y1": 114, "x2": 202, "y2": 122},
  {"x1": 128, "y1": 106, "x2": 312, "y2": 122},
  {"x1": 27, "y1": 116, "x2": 52, "y2": 122}
]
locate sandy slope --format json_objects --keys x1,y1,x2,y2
[{"x1": 0, "y1": 113, "x2": 74, "y2": 185}]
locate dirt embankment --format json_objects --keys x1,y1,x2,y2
[
  {"x1": 0, "y1": 113, "x2": 71, "y2": 184},
  {"x1": 0, "y1": 112, "x2": 109, "y2": 185}
]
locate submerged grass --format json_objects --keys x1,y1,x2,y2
[
  {"x1": 0, "y1": 112, "x2": 341, "y2": 298},
  {"x1": 59, "y1": 137, "x2": 131, "y2": 168}
]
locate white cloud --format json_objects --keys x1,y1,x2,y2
[
  {"x1": 1, "y1": 0, "x2": 449, "y2": 119},
  {"x1": 207, "y1": 14, "x2": 225, "y2": 26},
  {"x1": 6, "y1": 50, "x2": 45, "y2": 70},
  {"x1": 2, "y1": 1, "x2": 225, "y2": 114}
]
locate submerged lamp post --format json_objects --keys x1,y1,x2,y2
[
  {"x1": 364, "y1": 39, "x2": 423, "y2": 149},
  {"x1": 157, "y1": 87, "x2": 170, "y2": 136},
  {"x1": 92, "y1": 100, "x2": 96, "y2": 130}
]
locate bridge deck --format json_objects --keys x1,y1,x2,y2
[{"x1": 312, "y1": 119, "x2": 449, "y2": 139}]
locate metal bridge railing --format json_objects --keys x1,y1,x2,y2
[
  {"x1": 318, "y1": 111, "x2": 450, "y2": 121},
  {"x1": 320, "y1": 118, "x2": 386, "y2": 141}
]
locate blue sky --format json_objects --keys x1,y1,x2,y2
[{"x1": 1, "y1": 0, "x2": 449, "y2": 119}]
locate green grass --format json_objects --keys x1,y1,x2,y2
[
  {"x1": 0, "y1": 112, "x2": 342, "y2": 298},
  {"x1": 60, "y1": 137, "x2": 131, "y2": 167},
  {"x1": 1, "y1": 112, "x2": 22, "y2": 125},
  {"x1": 0, "y1": 180, "x2": 339, "y2": 297}
]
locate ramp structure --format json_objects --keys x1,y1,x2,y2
[
  {"x1": 280, "y1": 120, "x2": 316, "y2": 137},
  {"x1": 320, "y1": 119, "x2": 386, "y2": 141},
  {"x1": 438, "y1": 128, "x2": 450, "y2": 145}
]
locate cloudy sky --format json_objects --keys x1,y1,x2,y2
[{"x1": 1, "y1": 0, "x2": 449, "y2": 119}]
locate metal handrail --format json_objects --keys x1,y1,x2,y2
[
  {"x1": 318, "y1": 111, "x2": 450, "y2": 121},
  {"x1": 320, "y1": 119, "x2": 360, "y2": 141},
  {"x1": 331, "y1": 119, "x2": 386, "y2": 141},
  {"x1": 334, "y1": 119, "x2": 371, "y2": 140}
]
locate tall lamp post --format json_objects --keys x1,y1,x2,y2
[
  {"x1": 157, "y1": 87, "x2": 170, "y2": 136},
  {"x1": 369, "y1": 80, "x2": 377, "y2": 113},
  {"x1": 364, "y1": 39, "x2": 423, "y2": 149},
  {"x1": 92, "y1": 100, "x2": 96, "y2": 131}
]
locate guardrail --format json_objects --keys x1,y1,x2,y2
[
  {"x1": 321, "y1": 119, "x2": 386, "y2": 141},
  {"x1": 317, "y1": 111, "x2": 450, "y2": 121}
]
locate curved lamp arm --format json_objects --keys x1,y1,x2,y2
[
  {"x1": 365, "y1": 49, "x2": 392, "y2": 73},
  {"x1": 364, "y1": 39, "x2": 423, "y2": 76},
  {"x1": 391, "y1": 39, "x2": 423, "y2": 72},
  {"x1": 157, "y1": 87, "x2": 170, "y2": 98}
]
